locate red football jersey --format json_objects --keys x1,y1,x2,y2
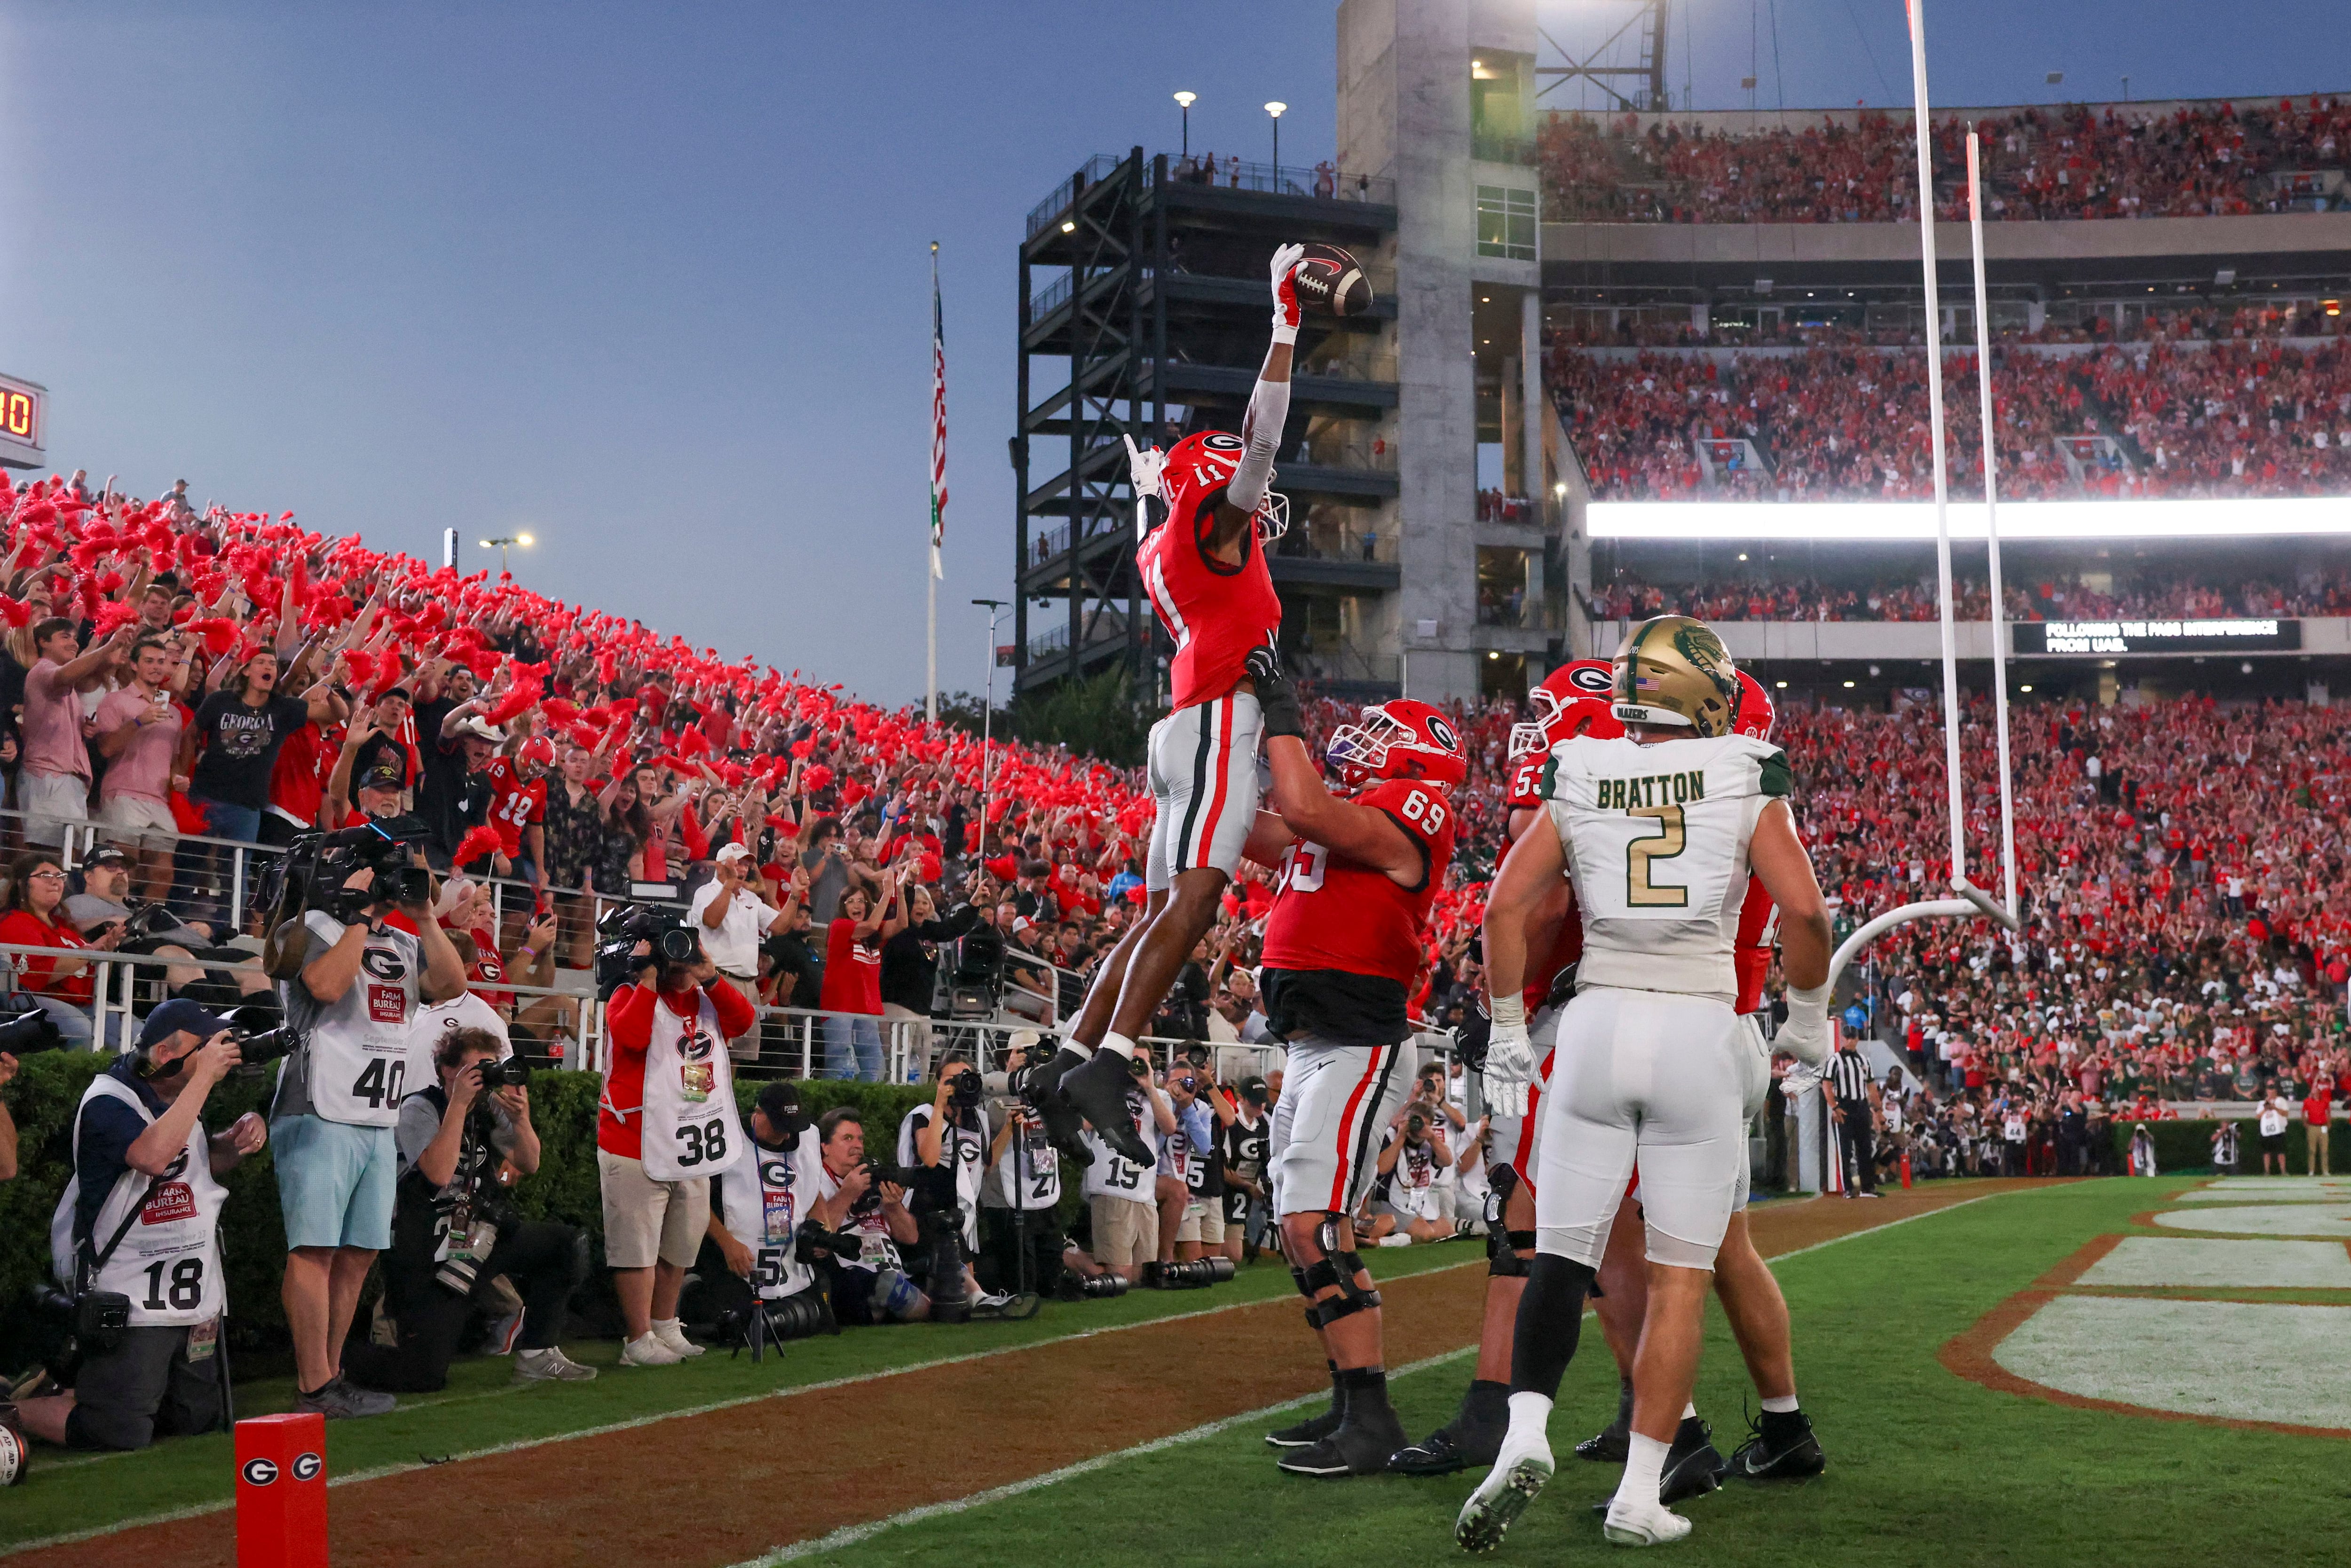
[
  {"x1": 481, "y1": 757, "x2": 548, "y2": 858},
  {"x1": 1261, "y1": 778, "x2": 1456, "y2": 985},
  {"x1": 1136, "y1": 496, "x2": 1281, "y2": 711}
]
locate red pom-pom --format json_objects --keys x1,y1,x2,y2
[
  {"x1": 0, "y1": 597, "x2": 27, "y2": 630},
  {"x1": 453, "y1": 825, "x2": 505, "y2": 867},
  {"x1": 192, "y1": 618, "x2": 239, "y2": 656}
]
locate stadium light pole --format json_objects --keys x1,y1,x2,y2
[
  {"x1": 972, "y1": 597, "x2": 1007, "y2": 812},
  {"x1": 1174, "y1": 91, "x2": 1196, "y2": 157},
  {"x1": 1265, "y1": 101, "x2": 1286, "y2": 172},
  {"x1": 478, "y1": 533, "x2": 533, "y2": 575}
]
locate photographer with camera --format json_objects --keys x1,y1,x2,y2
[
  {"x1": 270, "y1": 838, "x2": 467, "y2": 1420},
  {"x1": 341, "y1": 1026, "x2": 592, "y2": 1392},
  {"x1": 980, "y1": 1043, "x2": 1070, "y2": 1296},
  {"x1": 21, "y1": 1001, "x2": 267, "y2": 1451},
  {"x1": 1081, "y1": 1045, "x2": 1176, "y2": 1284},
  {"x1": 1366, "y1": 1103, "x2": 1455, "y2": 1246},
  {"x1": 1161, "y1": 1054, "x2": 1235, "y2": 1265},
  {"x1": 701, "y1": 1082, "x2": 835, "y2": 1343},
  {"x1": 895, "y1": 1054, "x2": 1006, "y2": 1311},
  {"x1": 596, "y1": 913, "x2": 754, "y2": 1366},
  {"x1": 1218, "y1": 1075, "x2": 1275, "y2": 1261},
  {"x1": 805, "y1": 1107, "x2": 933, "y2": 1324}
]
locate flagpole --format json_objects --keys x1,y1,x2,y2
[{"x1": 928, "y1": 241, "x2": 945, "y2": 724}]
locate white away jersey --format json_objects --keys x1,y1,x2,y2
[{"x1": 1541, "y1": 731, "x2": 1791, "y2": 1004}]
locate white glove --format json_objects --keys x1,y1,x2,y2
[
  {"x1": 1122, "y1": 433, "x2": 1166, "y2": 499},
  {"x1": 1776, "y1": 982, "x2": 1832, "y2": 1070},
  {"x1": 1268, "y1": 242, "x2": 1306, "y2": 343},
  {"x1": 1481, "y1": 994, "x2": 1535, "y2": 1118}
]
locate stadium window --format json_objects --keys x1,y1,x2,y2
[{"x1": 1476, "y1": 185, "x2": 1536, "y2": 261}]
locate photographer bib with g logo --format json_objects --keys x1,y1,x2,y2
[
  {"x1": 616, "y1": 990, "x2": 745, "y2": 1182},
  {"x1": 48, "y1": 1075, "x2": 227, "y2": 1329},
  {"x1": 278, "y1": 910, "x2": 422, "y2": 1127}
]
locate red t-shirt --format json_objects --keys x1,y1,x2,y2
[
  {"x1": 268, "y1": 722, "x2": 328, "y2": 827},
  {"x1": 820, "y1": 917, "x2": 884, "y2": 1014},
  {"x1": 2306, "y1": 1088, "x2": 2334, "y2": 1127},
  {"x1": 480, "y1": 757, "x2": 548, "y2": 859},
  {"x1": 595, "y1": 979, "x2": 757, "y2": 1158},
  {"x1": 0, "y1": 908, "x2": 95, "y2": 1004}
]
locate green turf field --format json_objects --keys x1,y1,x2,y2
[
  {"x1": 0, "y1": 1239, "x2": 1485, "y2": 1552},
  {"x1": 779, "y1": 1177, "x2": 2350, "y2": 1568}
]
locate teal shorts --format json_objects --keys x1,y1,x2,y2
[{"x1": 271, "y1": 1114, "x2": 396, "y2": 1251}]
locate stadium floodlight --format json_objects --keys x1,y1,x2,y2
[
  {"x1": 1265, "y1": 101, "x2": 1286, "y2": 169},
  {"x1": 480, "y1": 533, "x2": 533, "y2": 574}
]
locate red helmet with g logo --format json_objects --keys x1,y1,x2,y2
[
  {"x1": 1327, "y1": 699, "x2": 1467, "y2": 790},
  {"x1": 1509, "y1": 659, "x2": 1623, "y2": 760},
  {"x1": 1733, "y1": 669, "x2": 1775, "y2": 740},
  {"x1": 1137, "y1": 430, "x2": 1289, "y2": 543}
]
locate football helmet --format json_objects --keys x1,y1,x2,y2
[
  {"x1": 1326, "y1": 699, "x2": 1467, "y2": 790},
  {"x1": 1611, "y1": 615, "x2": 1742, "y2": 738},
  {"x1": 1509, "y1": 659, "x2": 1619, "y2": 760},
  {"x1": 1732, "y1": 669, "x2": 1775, "y2": 741},
  {"x1": 1123, "y1": 430, "x2": 1288, "y2": 543}
]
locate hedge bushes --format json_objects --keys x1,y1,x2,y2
[
  {"x1": 0, "y1": 1051, "x2": 934, "y2": 1362},
  {"x1": 2113, "y1": 1115, "x2": 2318, "y2": 1175}
]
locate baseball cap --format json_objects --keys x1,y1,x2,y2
[
  {"x1": 754, "y1": 1081, "x2": 802, "y2": 1123},
  {"x1": 715, "y1": 843, "x2": 753, "y2": 865},
  {"x1": 137, "y1": 997, "x2": 232, "y2": 1052},
  {"x1": 84, "y1": 846, "x2": 130, "y2": 868},
  {"x1": 356, "y1": 763, "x2": 404, "y2": 795},
  {"x1": 377, "y1": 685, "x2": 414, "y2": 705}
]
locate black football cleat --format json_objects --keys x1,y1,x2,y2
[
  {"x1": 1574, "y1": 1378, "x2": 1634, "y2": 1463},
  {"x1": 1266, "y1": 1400, "x2": 1344, "y2": 1450},
  {"x1": 1058, "y1": 1050, "x2": 1155, "y2": 1167},
  {"x1": 1731, "y1": 1409, "x2": 1827, "y2": 1481},
  {"x1": 1388, "y1": 1379, "x2": 1509, "y2": 1475},
  {"x1": 1278, "y1": 1406, "x2": 1410, "y2": 1477},
  {"x1": 1661, "y1": 1416, "x2": 1729, "y2": 1504},
  {"x1": 1589, "y1": 1416, "x2": 1726, "y2": 1515}
]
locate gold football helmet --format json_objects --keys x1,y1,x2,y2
[{"x1": 1611, "y1": 615, "x2": 1743, "y2": 737}]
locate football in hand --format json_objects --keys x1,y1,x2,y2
[{"x1": 1287, "y1": 243, "x2": 1373, "y2": 318}]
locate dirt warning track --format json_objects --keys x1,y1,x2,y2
[{"x1": 14, "y1": 1180, "x2": 2048, "y2": 1568}]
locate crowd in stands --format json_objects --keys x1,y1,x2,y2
[
  {"x1": 1539, "y1": 97, "x2": 2351, "y2": 225},
  {"x1": 1550, "y1": 338, "x2": 2351, "y2": 501},
  {"x1": 1586, "y1": 567, "x2": 2351, "y2": 625}
]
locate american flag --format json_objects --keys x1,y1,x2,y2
[{"x1": 928, "y1": 247, "x2": 947, "y2": 578}]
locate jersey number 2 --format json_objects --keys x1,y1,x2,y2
[{"x1": 1626, "y1": 804, "x2": 1689, "y2": 907}]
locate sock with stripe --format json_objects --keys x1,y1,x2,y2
[{"x1": 1099, "y1": 1032, "x2": 1137, "y2": 1061}]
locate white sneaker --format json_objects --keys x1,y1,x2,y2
[
  {"x1": 513, "y1": 1346, "x2": 598, "y2": 1383},
  {"x1": 1376, "y1": 1234, "x2": 1413, "y2": 1248},
  {"x1": 1602, "y1": 1492, "x2": 1693, "y2": 1547},
  {"x1": 619, "y1": 1332, "x2": 684, "y2": 1367},
  {"x1": 651, "y1": 1318, "x2": 705, "y2": 1358},
  {"x1": 1455, "y1": 1426, "x2": 1554, "y2": 1553}
]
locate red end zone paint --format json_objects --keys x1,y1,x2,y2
[{"x1": 236, "y1": 1412, "x2": 328, "y2": 1568}]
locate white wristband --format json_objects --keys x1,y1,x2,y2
[
  {"x1": 1490, "y1": 993, "x2": 1525, "y2": 1031},
  {"x1": 1269, "y1": 321, "x2": 1298, "y2": 345}
]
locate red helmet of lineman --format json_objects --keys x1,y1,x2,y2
[
  {"x1": 1508, "y1": 658, "x2": 1623, "y2": 760},
  {"x1": 1327, "y1": 699, "x2": 1467, "y2": 790},
  {"x1": 1733, "y1": 668, "x2": 1776, "y2": 740},
  {"x1": 1129, "y1": 429, "x2": 1290, "y2": 543}
]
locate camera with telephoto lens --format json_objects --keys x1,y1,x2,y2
[
  {"x1": 592, "y1": 904, "x2": 703, "y2": 1000},
  {"x1": 215, "y1": 1003, "x2": 303, "y2": 1072},
  {"x1": 1405, "y1": 1110, "x2": 1428, "y2": 1140},
  {"x1": 1140, "y1": 1257, "x2": 1236, "y2": 1290},
  {"x1": 1183, "y1": 1044, "x2": 1210, "y2": 1070},
  {"x1": 0, "y1": 995, "x2": 67, "y2": 1057},
  {"x1": 1054, "y1": 1271, "x2": 1130, "y2": 1301},
  {"x1": 946, "y1": 1064, "x2": 983, "y2": 1113}
]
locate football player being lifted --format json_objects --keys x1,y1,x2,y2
[
  {"x1": 1243, "y1": 649, "x2": 1463, "y2": 1478},
  {"x1": 1396, "y1": 664, "x2": 1828, "y2": 1492},
  {"x1": 1029, "y1": 244, "x2": 1308, "y2": 1166},
  {"x1": 1457, "y1": 617, "x2": 1834, "y2": 1551}
]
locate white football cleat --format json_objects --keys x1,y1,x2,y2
[
  {"x1": 1602, "y1": 1491, "x2": 1693, "y2": 1547},
  {"x1": 1454, "y1": 1426, "x2": 1554, "y2": 1554}
]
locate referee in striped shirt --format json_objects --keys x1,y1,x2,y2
[{"x1": 1823, "y1": 1040, "x2": 1880, "y2": 1198}]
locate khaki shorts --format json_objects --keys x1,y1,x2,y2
[
  {"x1": 597, "y1": 1150, "x2": 710, "y2": 1269},
  {"x1": 19, "y1": 769, "x2": 90, "y2": 847},
  {"x1": 1176, "y1": 1199, "x2": 1227, "y2": 1246},
  {"x1": 1090, "y1": 1195, "x2": 1159, "y2": 1270},
  {"x1": 98, "y1": 793, "x2": 178, "y2": 849}
]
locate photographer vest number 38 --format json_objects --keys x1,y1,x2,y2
[{"x1": 635, "y1": 992, "x2": 745, "y2": 1182}]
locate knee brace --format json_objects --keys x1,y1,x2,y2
[
  {"x1": 1298, "y1": 1215, "x2": 1381, "y2": 1329},
  {"x1": 1486, "y1": 1226, "x2": 1530, "y2": 1277}
]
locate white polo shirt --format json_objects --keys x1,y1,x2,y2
[{"x1": 689, "y1": 878, "x2": 779, "y2": 977}]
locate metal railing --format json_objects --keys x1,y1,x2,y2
[
  {"x1": 1026, "y1": 154, "x2": 1128, "y2": 236},
  {"x1": 1028, "y1": 153, "x2": 1396, "y2": 237}
]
